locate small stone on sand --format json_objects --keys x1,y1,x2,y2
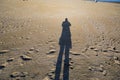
[
  {"x1": 0, "y1": 50, "x2": 9, "y2": 54},
  {"x1": 10, "y1": 72, "x2": 21, "y2": 78},
  {"x1": 7, "y1": 57, "x2": 14, "y2": 62},
  {"x1": 102, "y1": 70, "x2": 107, "y2": 76},
  {"x1": 21, "y1": 55, "x2": 32, "y2": 60},
  {"x1": 113, "y1": 56, "x2": 118, "y2": 60},
  {"x1": 47, "y1": 49, "x2": 56, "y2": 54},
  {"x1": 114, "y1": 60, "x2": 120, "y2": 65},
  {"x1": 29, "y1": 47, "x2": 35, "y2": 51},
  {"x1": 70, "y1": 51, "x2": 80, "y2": 55},
  {"x1": 10, "y1": 71, "x2": 28, "y2": 78}
]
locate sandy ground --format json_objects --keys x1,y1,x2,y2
[{"x1": 0, "y1": 0, "x2": 120, "y2": 80}]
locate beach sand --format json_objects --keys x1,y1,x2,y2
[{"x1": 0, "y1": 0, "x2": 120, "y2": 80}]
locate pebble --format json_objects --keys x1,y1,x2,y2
[
  {"x1": 70, "y1": 66, "x2": 74, "y2": 69},
  {"x1": 35, "y1": 49, "x2": 40, "y2": 52},
  {"x1": 7, "y1": 57, "x2": 14, "y2": 62},
  {"x1": 70, "y1": 61, "x2": 74, "y2": 64},
  {"x1": 46, "y1": 69, "x2": 55, "y2": 80},
  {"x1": 49, "y1": 45, "x2": 55, "y2": 49},
  {"x1": 0, "y1": 63, "x2": 7, "y2": 69},
  {"x1": 10, "y1": 71, "x2": 28, "y2": 78},
  {"x1": 50, "y1": 68, "x2": 55, "y2": 74},
  {"x1": 47, "y1": 73, "x2": 53, "y2": 76},
  {"x1": 49, "y1": 75, "x2": 54, "y2": 79},
  {"x1": 21, "y1": 72, "x2": 29, "y2": 77},
  {"x1": 47, "y1": 49, "x2": 56, "y2": 54},
  {"x1": 98, "y1": 67, "x2": 104, "y2": 72},
  {"x1": 88, "y1": 66, "x2": 104, "y2": 72},
  {"x1": 93, "y1": 48, "x2": 99, "y2": 52},
  {"x1": 27, "y1": 51, "x2": 33, "y2": 54},
  {"x1": 107, "y1": 46, "x2": 116, "y2": 51},
  {"x1": 88, "y1": 66, "x2": 94, "y2": 71},
  {"x1": 70, "y1": 51, "x2": 80, "y2": 55},
  {"x1": 21, "y1": 55, "x2": 32, "y2": 60},
  {"x1": 19, "y1": 63, "x2": 24, "y2": 66},
  {"x1": 18, "y1": 37, "x2": 23, "y2": 39},
  {"x1": 113, "y1": 56, "x2": 118, "y2": 60},
  {"x1": 29, "y1": 47, "x2": 35, "y2": 51},
  {"x1": 69, "y1": 63, "x2": 72, "y2": 66},
  {"x1": 26, "y1": 37, "x2": 30, "y2": 40},
  {"x1": 114, "y1": 50, "x2": 120, "y2": 53},
  {"x1": 0, "y1": 50, "x2": 9, "y2": 54},
  {"x1": 100, "y1": 64, "x2": 104, "y2": 68},
  {"x1": 10, "y1": 72, "x2": 21, "y2": 78},
  {"x1": 114, "y1": 60, "x2": 120, "y2": 65},
  {"x1": 102, "y1": 49, "x2": 108, "y2": 52},
  {"x1": 69, "y1": 57, "x2": 72, "y2": 60},
  {"x1": 95, "y1": 53, "x2": 98, "y2": 56},
  {"x1": 14, "y1": 77, "x2": 21, "y2": 80},
  {"x1": 82, "y1": 47, "x2": 88, "y2": 53},
  {"x1": 103, "y1": 52, "x2": 113, "y2": 57},
  {"x1": 89, "y1": 46, "x2": 96, "y2": 50},
  {"x1": 102, "y1": 70, "x2": 107, "y2": 76},
  {"x1": 43, "y1": 76, "x2": 50, "y2": 80}
]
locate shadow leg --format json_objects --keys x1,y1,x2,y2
[
  {"x1": 63, "y1": 46, "x2": 70, "y2": 80},
  {"x1": 55, "y1": 45, "x2": 64, "y2": 80}
]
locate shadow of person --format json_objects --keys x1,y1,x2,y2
[{"x1": 55, "y1": 18, "x2": 72, "y2": 80}]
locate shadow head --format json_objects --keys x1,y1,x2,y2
[{"x1": 65, "y1": 18, "x2": 68, "y2": 22}]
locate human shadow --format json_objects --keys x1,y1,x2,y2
[{"x1": 55, "y1": 18, "x2": 72, "y2": 80}]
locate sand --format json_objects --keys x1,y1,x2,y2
[{"x1": 0, "y1": 0, "x2": 120, "y2": 80}]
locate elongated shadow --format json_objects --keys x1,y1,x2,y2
[{"x1": 55, "y1": 18, "x2": 72, "y2": 80}]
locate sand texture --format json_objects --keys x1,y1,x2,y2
[{"x1": 0, "y1": 0, "x2": 120, "y2": 80}]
